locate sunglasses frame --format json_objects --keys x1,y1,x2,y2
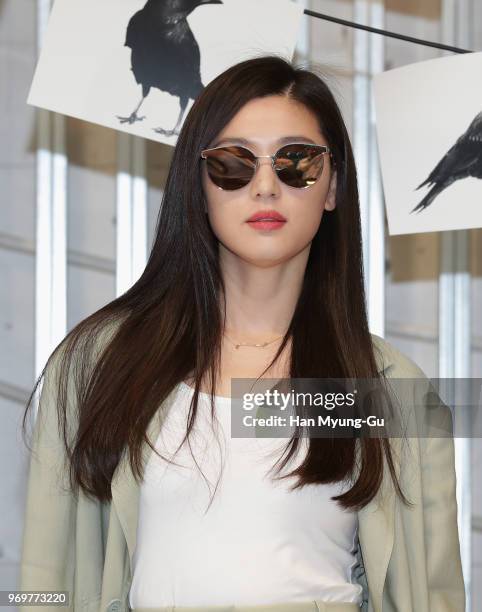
[{"x1": 200, "y1": 142, "x2": 333, "y2": 190}]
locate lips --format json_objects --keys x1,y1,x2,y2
[
  {"x1": 246, "y1": 209, "x2": 286, "y2": 232},
  {"x1": 247, "y1": 210, "x2": 287, "y2": 222}
]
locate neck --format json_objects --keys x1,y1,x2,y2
[{"x1": 219, "y1": 242, "x2": 310, "y2": 339}]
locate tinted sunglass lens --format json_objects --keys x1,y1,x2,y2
[
  {"x1": 204, "y1": 146, "x2": 256, "y2": 190},
  {"x1": 274, "y1": 144, "x2": 325, "y2": 188}
]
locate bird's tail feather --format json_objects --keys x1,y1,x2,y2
[
  {"x1": 411, "y1": 183, "x2": 444, "y2": 213},
  {"x1": 415, "y1": 178, "x2": 431, "y2": 191}
]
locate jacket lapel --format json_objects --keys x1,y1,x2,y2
[
  {"x1": 111, "y1": 351, "x2": 397, "y2": 612},
  {"x1": 357, "y1": 347, "x2": 399, "y2": 612},
  {"x1": 358, "y1": 434, "x2": 400, "y2": 612}
]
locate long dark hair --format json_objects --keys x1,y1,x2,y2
[{"x1": 22, "y1": 54, "x2": 411, "y2": 511}]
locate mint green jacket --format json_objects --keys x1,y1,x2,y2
[{"x1": 19, "y1": 333, "x2": 466, "y2": 612}]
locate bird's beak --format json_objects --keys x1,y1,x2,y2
[{"x1": 199, "y1": 0, "x2": 223, "y2": 4}]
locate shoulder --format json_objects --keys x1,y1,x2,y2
[
  {"x1": 45, "y1": 316, "x2": 124, "y2": 385},
  {"x1": 370, "y1": 332, "x2": 428, "y2": 379},
  {"x1": 370, "y1": 333, "x2": 438, "y2": 431},
  {"x1": 91, "y1": 316, "x2": 124, "y2": 357}
]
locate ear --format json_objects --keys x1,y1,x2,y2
[{"x1": 324, "y1": 171, "x2": 337, "y2": 211}]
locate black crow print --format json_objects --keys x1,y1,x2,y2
[
  {"x1": 411, "y1": 111, "x2": 482, "y2": 213},
  {"x1": 117, "y1": 0, "x2": 223, "y2": 136}
]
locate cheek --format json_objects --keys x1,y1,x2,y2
[
  {"x1": 203, "y1": 169, "x2": 233, "y2": 217},
  {"x1": 206, "y1": 201, "x2": 244, "y2": 249},
  {"x1": 207, "y1": 205, "x2": 230, "y2": 235},
  {"x1": 203, "y1": 187, "x2": 243, "y2": 243},
  {"x1": 287, "y1": 181, "x2": 330, "y2": 236},
  {"x1": 288, "y1": 201, "x2": 325, "y2": 244}
]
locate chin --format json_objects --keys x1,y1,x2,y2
[{"x1": 239, "y1": 250, "x2": 293, "y2": 267}]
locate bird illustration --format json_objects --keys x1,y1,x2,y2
[
  {"x1": 117, "y1": 0, "x2": 223, "y2": 137},
  {"x1": 411, "y1": 111, "x2": 482, "y2": 213}
]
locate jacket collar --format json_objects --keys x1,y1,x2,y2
[{"x1": 111, "y1": 350, "x2": 396, "y2": 612}]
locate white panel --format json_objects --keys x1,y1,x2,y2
[
  {"x1": 353, "y1": 0, "x2": 385, "y2": 337},
  {"x1": 34, "y1": 0, "x2": 67, "y2": 398},
  {"x1": 68, "y1": 164, "x2": 116, "y2": 260},
  {"x1": 0, "y1": 249, "x2": 35, "y2": 388},
  {"x1": 67, "y1": 266, "x2": 116, "y2": 331},
  {"x1": 440, "y1": 1, "x2": 472, "y2": 609}
]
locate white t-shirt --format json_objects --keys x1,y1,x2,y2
[{"x1": 129, "y1": 381, "x2": 363, "y2": 608}]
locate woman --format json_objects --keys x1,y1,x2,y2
[{"x1": 20, "y1": 55, "x2": 465, "y2": 612}]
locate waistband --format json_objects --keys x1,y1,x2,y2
[{"x1": 131, "y1": 601, "x2": 360, "y2": 612}]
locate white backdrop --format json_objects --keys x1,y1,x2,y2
[
  {"x1": 27, "y1": 0, "x2": 304, "y2": 145},
  {"x1": 374, "y1": 51, "x2": 482, "y2": 236}
]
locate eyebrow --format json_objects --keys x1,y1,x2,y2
[{"x1": 210, "y1": 135, "x2": 317, "y2": 147}]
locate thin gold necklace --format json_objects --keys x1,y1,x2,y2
[{"x1": 224, "y1": 332, "x2": 284, "y2": 350}]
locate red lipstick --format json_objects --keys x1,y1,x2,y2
[{"x1": 246, "y1": 209, "x2": 287, "y2": 231}]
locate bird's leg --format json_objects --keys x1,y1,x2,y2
[
  {"x1": 117, "y1": 96, "x2": 147, "y2": 125},
  {"x1": 153, "y1": 97, "x2": 189, "y2": 137}
]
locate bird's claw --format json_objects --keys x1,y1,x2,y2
[
  {"x1": 116, "y1": 113, "x2": 146, "y2": 125},
  {"x1": 153, "y1": 127, "x2": 180, "y2": 137}
]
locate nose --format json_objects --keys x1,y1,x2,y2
[{"x1": 249, "y1": 157, "x2": 281, "y2": 198}]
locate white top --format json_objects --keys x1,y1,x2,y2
[{"x1": 129, "y1": 382, "x2": 363, "y2": 608}]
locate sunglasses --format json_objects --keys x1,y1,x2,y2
[{"x1": 200, "y1": 142, "x2": 332, "y2": 190}]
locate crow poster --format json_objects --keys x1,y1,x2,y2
[
  {"x1": 373, "y1": 51, "x2": 482, "y2": 236},
  {"x1": 27, "y1": 0, "x2": 304, "y2": 146}
]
